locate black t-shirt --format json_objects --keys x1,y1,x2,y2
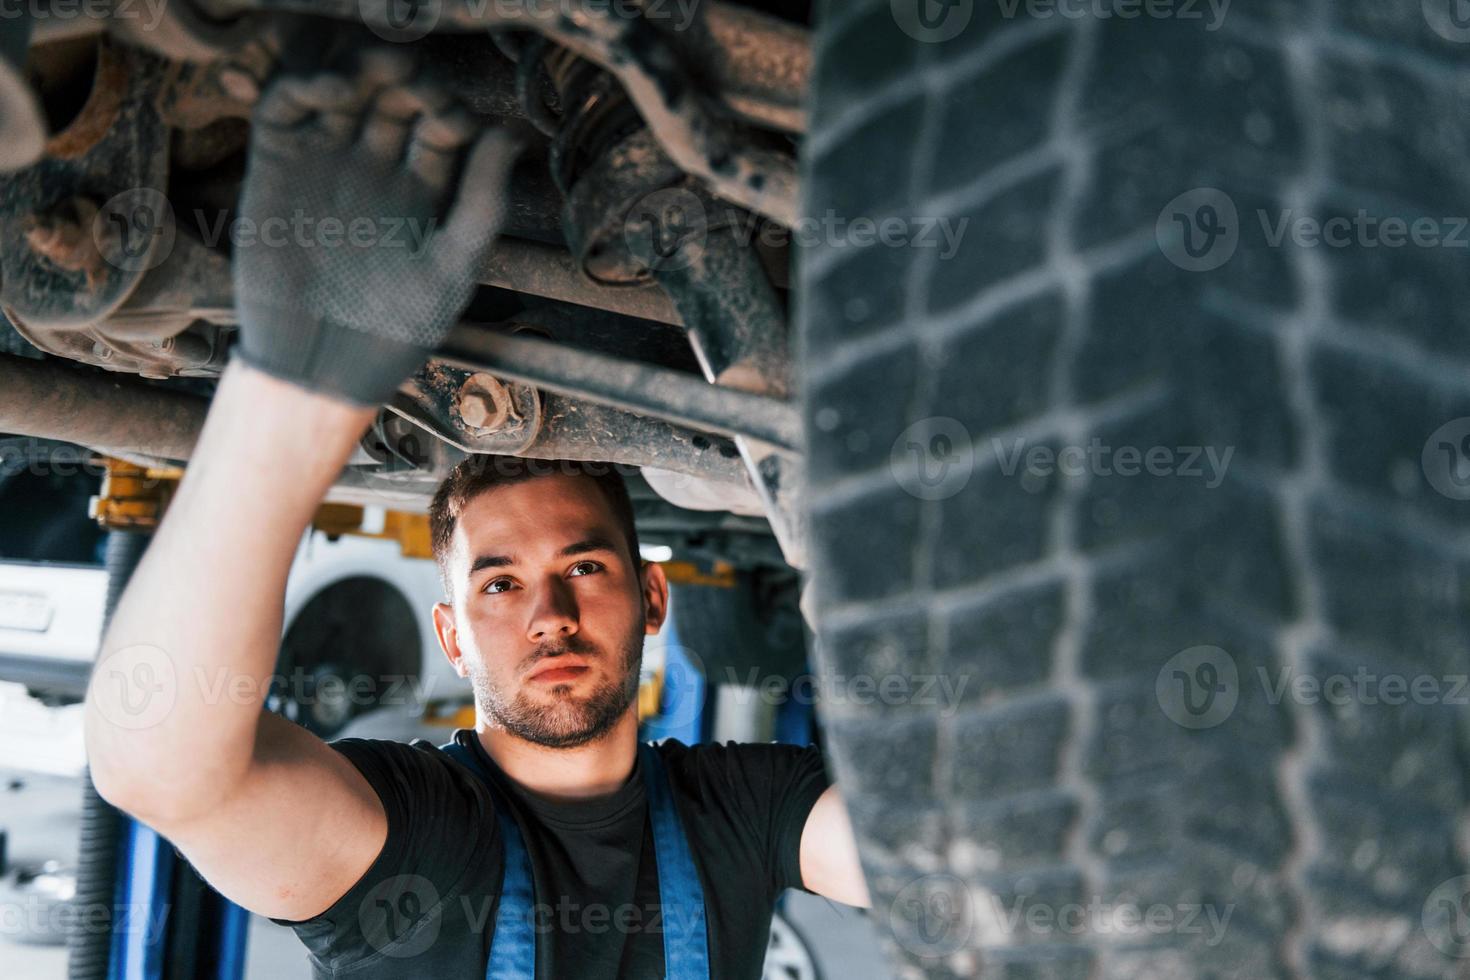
[{"x1": 269, "y1": 730, "x2": 832, "y2": 979}]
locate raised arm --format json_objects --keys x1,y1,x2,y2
[
  {"x1": 83, "y1": 363, "x2": 397, "y2": 921},
  {"x1": 83, "y1": 364, "x2": 377, "y2": 821},
  {"x1": 82, "y1": 38, "x2": 517, "y2": 921}
]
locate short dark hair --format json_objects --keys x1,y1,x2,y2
[{"x1": 428, "y1": 455, "x2": 641, "y2": 597}]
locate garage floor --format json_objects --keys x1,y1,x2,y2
[{"x1": 1, "y1": 707, "x2": 892, "y2": 979}]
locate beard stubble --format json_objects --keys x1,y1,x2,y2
[{"x1": 467, "y1": 625, "x2": 645, "y2": 749}]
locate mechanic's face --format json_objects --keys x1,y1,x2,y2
[{"x1": 433, "y1": 473, "x2": 667, "y2": 749}]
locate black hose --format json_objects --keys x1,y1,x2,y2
[
  {"x1": 67, "y1": 529, "x2": 151, "y2": 980},
  {"x1": 514, "y1": 35, "x2": 562, "y2": 138}
]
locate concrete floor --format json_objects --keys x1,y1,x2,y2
[{"x1": 1, "y1": 704, "x2": 892, "y2": 979}]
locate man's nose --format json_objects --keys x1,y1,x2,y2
[{"x1": 526, "y1": 578, "x2": 580, "y2": 642}]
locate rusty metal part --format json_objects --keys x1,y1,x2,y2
[
  {"x1": 89, "y1": 458, "x2": 181, "y2": 530},
  {"x1": 22, "y1": 196, "x2": 108, "y2": 291},
  {"x1": 554, "y1": 114, "x2": 801, "y2": 560},
  {"x1": 387, "y1": 352, "x2": 749, "y2": 486},
  {"x1": 0, "y1": 350, "x2": 758, "y2": 512},
  {"x1": 700, "y1": 4, "x2": 808, "y2": 133},
  {"x1": 437, "y1": 324, "x2": 801, "y2": 453},
  {"x1": 389, "y1": 362, "x2": 544, "y2": 455},
  {"x1": 481, "y1": 237, "x2": 681, "y2": 326},
  {"x1": 8, "y1": 231, "x2": 234, "y2": 378},
  {"x1": 43, "y1": 36, "x2": 129, "y2": 160},
  {"x1": 457, "y1": 372, "x2": 513, "y2": 431},
  {"x1": 0, "y1": 38, "x2": 171, "y2": 328},
  {"x1": 0, "y1": 353, "x2": 208, "y2": 461},
  {"x1": 560, "y1": 127, "x2": 688, "y2": 286},
  {"x1": 0, "y1": 13, "x2": 47, "y2": 172},
  {"x1": 212, "y1": 0, "x2": 799, "y2": 224},
  {"x1": 524, "y1": 394, "x2": 748, "y2": 486},
  {"x1": 193, "y1": 0, "x2": 806, "y2": 134},
  {"x1": 19, "y1": 230, "x2": 683, "y2": 383},
  {"x1": 157, "y1": 56, "x2": 264, "y2": 131},
  {"x1": 653, "y1": 227, "x2": 790, "y2": 399},
  {"x1": 110, "y1": 0, "x2": 261, "y2": 62},
  {"x1": 652, "y1": 225, "x2": 805, "y2": 566}
]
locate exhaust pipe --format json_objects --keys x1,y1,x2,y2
[{"x1": 0, "y1": 354, "x2": 207, "y2": 461}]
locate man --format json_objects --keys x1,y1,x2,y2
[{"x1": 82, "y1": 36, "x2": 868, "y2": 980}]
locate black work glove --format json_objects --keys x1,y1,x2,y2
[{"x1": 233, "y1": 47, "x2": 521, "y2": 408}]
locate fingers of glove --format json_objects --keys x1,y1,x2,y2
[
  {"x1": 361, "y1": 80, "x2": 449, "y2": 163},
  {"x1": 412, "y1": 104, "x2": 477, "y2": 152},
  {"x1": 254, "y1": 75, "x2": 317, "y2": 130},
  {"x1": 356, "y1": 45, "x2": 416, "y2": 91},
  {"x1": 295, "y1": 73, "x2": 358, "y2": 116},
  {"x1": 437, "y1": 128, "x2": 524, "y2": 260},
  {"x1": 406, "y1": 107, "x2": 478, "y2": 186},
  {"x1": 317, "y1": 107, "x2": 360, "y2": 143},
  {"x1": 255, "y1": 71, "x2": 363, "y2": 149}
]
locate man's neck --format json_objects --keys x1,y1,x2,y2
[{"x1": 475, "y1": 709, "x2": 641, "y2": 803}]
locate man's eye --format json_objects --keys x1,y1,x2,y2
[
  {"x1": 485, "y1": 578, "x2": 516, "y2": 594},
  {"x1": 569, "y1": 561, "x2": 602, "y2": 577}
]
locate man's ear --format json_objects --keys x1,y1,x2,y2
[
  {"x1": 432, "y1": 602, "x2": 466, "y2": 678},
  {"x1": 639, "y1": 559, "x2": 669, "y2": 635}
]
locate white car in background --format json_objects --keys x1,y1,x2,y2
[{"x1": 0, "y1": 521, "x2": 457, "y2": 777}]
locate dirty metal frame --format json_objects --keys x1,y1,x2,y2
[
  {"x1": 386, "y1": 358, "x2": 754, "y2": 486},
  {"x1": 1, "y1": 0, "x2": 811, "y2": 565},
  {"x1": 205, "y1": 0, "x2": 801, "y2": 224},
  {"x1": 0, "y1": 345, "x2": 776, "y2": 495},
  {"x1": 436, "y1": 326, "x2": 801, "y2": 454},
  {"x1": 646, "y1": 221, "x2": 807, "y2": 570}
]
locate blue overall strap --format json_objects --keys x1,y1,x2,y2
[
  {"x1": 442, "y1": 736, "x2": 710, "y2": 980},
  {"x1": 438, "y1": 739, "x2": 537, "y2": 980},
  {"x1": 638, "y1": 741, "x2": 711, "y2": 980}
]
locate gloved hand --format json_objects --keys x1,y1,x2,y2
[{"x1": 233, "y1": 46, "x2": 521, "y2": 408}]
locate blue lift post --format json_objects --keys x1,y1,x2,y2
[
  {"x1": 98, "y1": 745, "x2": 254, "y2": 980},
  {"x1": 639, "y1": 604, "x2": 818, "y2": 748},
  {"x1": 78, "y1": 525, "x2": 253, "y2": 980},
  {"x1": 106, "y1": 819, "x2": 252, "y2": 980}
]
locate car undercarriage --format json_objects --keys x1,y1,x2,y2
[
  {"x1": 7, "y1": 3, "x2": 1470, "y2": 977},
  {"x1": 1, "y1": 0, "x2": 809, "y2": 573}
]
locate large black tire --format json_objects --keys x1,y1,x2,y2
[{"x1": 798, "y1": 4, "x2": 1470, "y2": 979}]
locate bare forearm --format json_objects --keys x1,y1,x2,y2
[{"x1": 84, "y1": 360, "x2": 377, "y2": 820}]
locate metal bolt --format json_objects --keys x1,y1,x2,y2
[
  {"x1": 457, "y1": 373, "x2": 511, "y2": 432},
  {"x1": 25, "y1": 198, "x2": 95, "y2": 264},
  {"x1": 25, "y1": 197, "x2": 108, "y2": 290}
]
